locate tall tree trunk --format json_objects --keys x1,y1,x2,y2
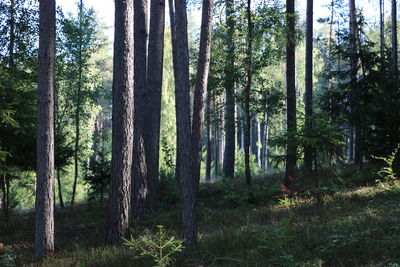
[
  {"x1": 35, "y1": 0, "x2": 55, "y2": 259},
  {"x1": 251, "y1": 116, "x2": 259, "y2": 164},
  {"x1": 132, "y1": 0, "x2": 149, "y2": 219},
  {"x1": 106, "y1": 0, "x2": 134, "y2": 245},
  {"x1": 213, "y1": 96, "x2": 219, "y2": 178},
  {"x1": 56, "y1": 168, "x2": 64, "y2": 208},
  {"x1": 169, "y1": 0, "x2": 196, "y2": 249},
  {"x1": 392, "y1": 0, "x2": 398, "y2": 78},
  {"x1": 381, "y1": 0, "x2": 385, "y2": 61},
  {"x1": 71, "y1": 0, "x2": 84, "y2": 207},
  {"x1": 237, "y1": 107, "x2": 243, "y2": 151},
  {"x1": 9, "y1": 0, "x2": 15, "y2": 68},
  {"x1": 192, "y1": 0, "x2": 213, "y2": 191},
  {"x1": 285, "y1": 0, "x2": 297, "y2": 188},
  {"x1": 304, "y1": 0, "x2": 313, "y2": 173},
  {"x1": 223, "y1": 0, "x2": 236, "y2": 179},
  {"x1": 349, "y1": 0, "x2": 362, "y2": 166},
  {"x1": 206, "y1": 92, "x2": 212, "y2": 182},
  {"x1": 145, "y1": 0, "x2": 166, "y2": 213},
  {"x1": 244, "y1": 0, "x2": 252, "y2": 191},
  {"x1": 1, "y1": 174, "x2": 6, "y2": 221}
]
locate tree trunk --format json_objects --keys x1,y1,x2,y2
[
  {"x1": 237, "y1": 107, "x2": 243, "y2": 151},
  {"x1": 213, "y1": 96, "x2": 219, "y2": 178},
  {"x1": 244, "y1": 0, "x2": 252, "y2": 191},
  {"x1": 9, "y1": 0, "x2": 15, "y2": 68},
  {"x1": 145, "y1": 0, "x2": 165, "y2": 213},
  {"x1": 349, "y1": 0, "x2": 362, "y2": 166},
  {"x1": 392, "y1": 0, "x2": 398, "y2": 78},
  {"x1": 71, "y1": 0, "x2": 84, "y2": 207},
  {"x1": 56, "y1": 168, "x2": 64, "y2": 208},
  {"x1": 170, "y1": 0, "x2": 197, "y2": 250},
  {"x1": 380, "y1": 0, "x2": 385, "y2": 61},
  {"x1": 304, "y1": 0, "x2": 313, "y2": 173},
  {"x1": 106, "y1": 0, "x2": 134, "y2": 245},
  {"x1": 132, "y1": 0, "x2": 149, "y2": 219},
  {"x1": 192, "y1": 0, "x2": 214, "y2": 191},
  {"x1": 285, "y1": 0, "x2": 297, "y2": 188},
  {"x1": 35, "y1": 0, "x2": 55, "y2": 259},
  {"x1": 251, "y1": 116, "x2": 259, "y2": 165},
  {"x1": 206, "y1": 92, "x2": 212, "y2": 182},
  {"x1": 223, "y1": 0, "x2": 235, "y2": 179}
]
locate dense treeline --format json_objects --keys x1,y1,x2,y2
[{"x1": 0, "y1": 0, "x2": 400, "y2": 265}]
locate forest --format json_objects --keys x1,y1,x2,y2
[{"x1": 0, "y1": 0, "x2": 400, "y2": 266}]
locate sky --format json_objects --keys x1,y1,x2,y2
[{"x1": 57, "y1": 0, "x2": 386, "y2": 44}]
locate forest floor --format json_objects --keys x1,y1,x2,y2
[{"x1": 1, "y1": 164, "x2": 400, "y2": 266}]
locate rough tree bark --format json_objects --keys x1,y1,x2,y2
[
  {"x1": 285, "y1": 0, "x2": 297, "y2": 188},
  {"x1": 392, "y1": 0, "x2": 398, "y2": 78},
  {"x1": 169, "y1": 0, "x2": 196, "y2": 249},
  {"x1": 35, "y1": 0, "x2": 56, "y2": 260},
  {"x1": 304, "y1": 0, "x2": 313, "y2": 173},
  {"x1": 223, "y1": 0, "x2": 235, "y2": 179},
  {"x1": 106, "y1": 0, "x2": 134, "y2": 245},
  {"x1": 380, "y1": 0, "x2": 385, "y2": 61},
  {"x1": 132, "y1": 0, "x2": 149, "y2": 219},
  {"x1": 71, "y1": 0, "x2": 84, "y2": 207},
  {"x1": 205, "y1": 92, "x2": 212, "y2": 182},
  {"x1": 244, "y1": 0, "x2": 252, "y2": 191},
  {"x1": 145, "y1": 0, "x2": 165, "y2": 213},
  {"x1": 192, "y1": 0, "x2": 213, "y2": 191}
]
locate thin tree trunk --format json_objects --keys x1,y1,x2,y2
[
  {"x1": 251, "y1": 116, "x2": 259, "y2": 164},
  {"x1": 285, "y1": 0, "x2": 297, "y2": 188},
  {"x1": 1, "y1": 174, "x2": 6, "y2": 221},
  {"x1": 304, "y1": 0, "x2": 313, "y2": 173},
  {"x1": 9, "y1": 0, "x2": 15, "y2": 69},
  {"x1": 392, "y1": 0, "x2": 398, "y2": 78},
  {"x1": 132, "y1": 0, "x2": 149, "y2": 219},
  {"x1": 71, "y1": 0, "x2": 84, "y2": 207},
  {"x1": 244, "y1": 0, "x2": 252, "y2": 191},
  {"x1": 349, "y1": 0, "x2": 362, "y2": 166},
  {"x1": 57, "y1": 168, "x2": 64, "y2": 208},
  {"x1": 223, "y1": 0, "x2": 235, "y2": 179},
  {"x1": 237, "y1": 107, "x2": 243, "y2": 151},
  {"x1": 170, "y1": 0, "x2": 197, "y2": 249},
  {"x1": 35, "y1": 0, "x2": 55, "y2": 259},
  {"x1": 192, "y1": 0, "x2": 214, "y2": 191},
  {"x1": 381, "y1": 0, "x2": 385, "y2": 61},
  {"x1": 213, "y1": 96, "x2": 219, "y2": 178},
  {"x1": 145, "y1": 0, "x2": 166, "y2": 213},
  {"x1": 206, "y1": 92, "x2": 212, "y2": 182},
  {"x1": 106, "y1": 0, "x2": 134, "y2": 245}
]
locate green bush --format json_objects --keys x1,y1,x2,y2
[{"x1": 123, "y1": 225, "x2": 184, "y2": 267}]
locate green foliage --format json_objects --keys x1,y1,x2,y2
[
  {"x1": 373, "y1": 145, "x2": 400, "y2": 182},
  {"x1": 0, "y1": 247, "x2": 16, "y2": 267},
  {"x1": 123, "y1": 225, "x2": 184, "y2": 267}
]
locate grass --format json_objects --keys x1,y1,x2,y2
[{"x1": 1, "y1": 164, "x2": 400, "y2": 266}]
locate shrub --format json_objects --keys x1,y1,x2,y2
[{"x1": 123, "y1": 225, "x2": 184, "y2": 267}]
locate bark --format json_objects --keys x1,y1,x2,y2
[
  {"x1": 304, "y1": 0, "x2": 313, "y2": 173},
  {"x1": 223, "y1": 0, "x2": 235, "y2": 179},
  {"x1": 170, "y1": 0, "x2": 196, "y2": 249},
  {"x1": 9, "y1": 0, "x2": 15, "y2": 68},
  {"x1": 349, "y1": 0, "x2": 362, "y2": 166},
  {"x1": 145, "y1": 0, "x2": 165, "y2": 213},
  {"x1": 237, "y1": 107, "x2": 243, "y2": 151},
  {"x1": 132, "y1": 0, "x2": 149, "y2": 219},
  {"x1": 380, "y1": 0, "x2": 385, "y2": 60},
  {"x1": 392, "y1": 0, "x2": 398, "y2": 79},
  {"x1": 71, "y1": 0, "x2": 84, "y2": 207},
  {"x1": 56, "y1": 168, "x2": 64, "y2": 208},
  {"x1": 251, "y1": 116, "x2": 259, "y2": 164},
  {"x1": 192, "y1": 0, "x2": 213, "y2": 191},
  {"x1": 244, "y1": 0, "x2": 252, "y2": 190},
  {"x1": 205, "y1": 93, "x2": 212, "y2": 182},
  {"x1": 35, "y1": 0, "x2": 55, "y2": 259},
  {"x1": 213, "y1": 96, "x2": 219, "y2": 178},
  {"x1": 106, "y1": 0, "x2": 134, "y2": 245},
  {"x1": 285, "y1": 0, "x2": 297, "y2": 188}
]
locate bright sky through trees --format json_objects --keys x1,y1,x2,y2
[{"x1": 58, "y1": 0, "x2": 384, "y2": 46}]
